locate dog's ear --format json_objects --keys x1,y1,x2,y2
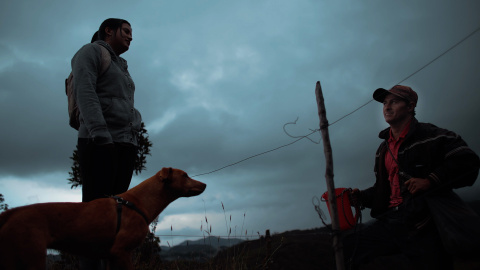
[{"x1": 160, "y1": 167, "x2": 173, "y2": 184}]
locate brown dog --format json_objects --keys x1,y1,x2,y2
[{"x1": 0, "y1": 167, "x2": 206, "y2": 270}]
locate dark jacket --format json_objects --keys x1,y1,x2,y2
[
  {"x1": 71, "y1": 40, "x2": 142, "y2": 146},
  {"x1": 360, "y1": 118, "x2": 479, "y2": 219}
]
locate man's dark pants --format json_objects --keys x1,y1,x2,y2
[{"x1": 343, "y1": 209, "x2": 452, "y2": 270}]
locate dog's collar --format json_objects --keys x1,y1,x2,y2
[{"x1": 111, "y1": 196, "x2": 149, "y2": 233}]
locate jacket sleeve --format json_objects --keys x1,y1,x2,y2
[
  {"x1": 427, "y1": 129, "x2": 480, "y2": 189},
  {"x1": 359, "y1": 186, "x2": 375, "y2": 209},
  {"x1": 359, "y1": 141, "x2": 387, "y2": 209},
  {"x1": 71, "y1": 44, "x2": 113, "y2": 144}
]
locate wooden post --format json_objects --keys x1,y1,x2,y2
[
  {"x1": 315, "y1": 81, "x2": 345, "y2": 270},
  {"x1": 264, "y1": 229, "x2": 272, "y2": 268}
]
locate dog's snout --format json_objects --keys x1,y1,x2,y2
[
  {"x1": 184, "y1": 180, "x2": 206, "y2": 197},
  {"x1": 194, "y1": 180, "x2": 206, "y2": 192}
]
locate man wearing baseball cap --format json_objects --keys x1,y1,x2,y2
[{"x1": 344, "y1": 85, "x2": 479, "y2": 269}]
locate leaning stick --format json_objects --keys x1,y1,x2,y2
[{"x1": 315, "y1": 81, "x2": 345, "y2": 270}]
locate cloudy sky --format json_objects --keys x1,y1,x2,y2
[{"x1": 1, "y1": 0, "x2": 479, "y2": 245}]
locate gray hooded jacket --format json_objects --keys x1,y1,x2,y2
[{"x1": 71, "y1": 40, "x2": 142, "y2": 146}]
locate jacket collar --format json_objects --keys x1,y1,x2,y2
[
  {"x1": 94, "y1": 40, "x2": 128, "y2": 68},
  {"x1": 379, "y1": 117, "x2": 418, "y2": 141},
  {"x1": 94, "y1": 40, "x2": 115, "y2": 55}
]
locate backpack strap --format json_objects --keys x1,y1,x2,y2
[
  {"x1": 65, "y1": 44, "x2": 112, "y2": 130},
  {"x1": 97, "y1": 44, "x2": 111, "y2": 76}
]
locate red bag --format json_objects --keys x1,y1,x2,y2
[{"x1": 322, "y1": 188, "x2": 360, "y2": 231}]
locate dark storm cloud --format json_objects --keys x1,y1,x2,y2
[{"x1": 0, "y1": 49, "x2": 76, "y2": 176}]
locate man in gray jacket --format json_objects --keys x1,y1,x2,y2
[{"x1": 71, "y1": 18, "x2": 142, "y2": 270}]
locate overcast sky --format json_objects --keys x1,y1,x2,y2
[{"x1": 1, "y1": 0, "x2": 479, "y2": 245}]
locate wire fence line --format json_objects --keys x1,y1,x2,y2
[
  {"x1": 192, "y1": 25, "x2": 480, "y2": 179},
  {"x1": 163, "y1": 26, "x2": 480, "y2": 242},
  {"x1": 156, "y1": 230, "x2": 332, "y2": 241},
  {"x1": 192, "y1": 133, "x2": 314, "y2": 177}
]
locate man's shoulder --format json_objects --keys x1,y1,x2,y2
[
  {"x1": 415, "y1": 121, "x2": 454, "y2": 135},
  {"x1": 406, "y1": 121, "x2": 463, "y2": 147},
  {"x1": 416, "y1": 121, "x2": 438, "y2": 128}
]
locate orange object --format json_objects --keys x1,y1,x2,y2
[{"x1": 321, "y1": 188, "x2": 359, "y2": 231}]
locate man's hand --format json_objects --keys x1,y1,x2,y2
[
  {"x1": 349, "y1": 188, "x2": 360, "y2": 206},
  {"x1": 404, "y1": 178, "x2": 431, "y2": 194}
]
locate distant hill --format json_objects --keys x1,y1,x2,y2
[
  {"x1": 212, "y1": 227, "x2": 334, "y2": 269},
  {"x1": 159, "y1": 236, "x2": 244, "y2": 261}
]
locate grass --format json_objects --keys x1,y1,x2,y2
[
  {"x1": 47, "y1": 201, "x2": 480, "y2": 270},
  {"x1": 47, "y1": 201, "x2": 269, "y2": 270}
]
